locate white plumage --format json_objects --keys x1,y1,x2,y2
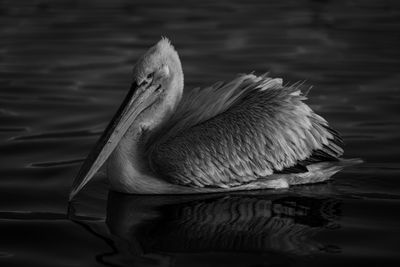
[{"x1": 69, "y1": 38, "x2": 360, "y2": 200}]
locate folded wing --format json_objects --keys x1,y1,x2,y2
[{"x1": 148, "y1": 74, "x2": 343, "y2": 188}]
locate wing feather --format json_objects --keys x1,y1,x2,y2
[{"x1": 148, "y1": 74, "x2": 344, "y2": 188}]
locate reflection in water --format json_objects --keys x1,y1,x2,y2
[{"x1": 105, "y1": 192, "x2": 341, "y2": 266}]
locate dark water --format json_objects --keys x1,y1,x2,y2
[{"x1": 1, "y1": 0, "x2": 400, "y2": 266}]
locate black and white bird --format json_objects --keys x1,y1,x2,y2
[{"x1": 70, "y1": 38, "x2": 359, "y2": 200}]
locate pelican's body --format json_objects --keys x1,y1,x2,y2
[{"x1": 70, "y1": 38, "x2": 359, "y2": 200}]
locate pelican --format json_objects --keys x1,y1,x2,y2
[{"x1": 69, "y1": 38, "x2": 359, "y2": 200}]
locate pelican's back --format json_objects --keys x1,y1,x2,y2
[{"x1": 148, "y1": 74, "x2": 345, "y2": 189}]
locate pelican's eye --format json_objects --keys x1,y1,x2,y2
[
  {"x1": 139, "y1": 72, "x2": 154, "y2": 87},
  {"x1": 139, "y1": 80, "x2": 148, "y2": 87}
]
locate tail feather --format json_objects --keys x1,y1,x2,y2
[
  {"x1": 306, "y1": 158, "x2": 363, "y2": 172},
  {"x1": 286, "y1": 158, "x2": 363, "y2": 186},
  {"x1": 203, "y1": 158, "x2": 363, "y2": 192}
]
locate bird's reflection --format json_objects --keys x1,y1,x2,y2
[{"x1": 105, "y1": 191, "x2": 341, "y2": 265}]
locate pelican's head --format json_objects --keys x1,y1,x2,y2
[
  {"x1": 133, "y1": 38, "x2": 183, "y2": 97},
  {"x1": 69, "y1": 38, "x2": 183, "y2": 200}
]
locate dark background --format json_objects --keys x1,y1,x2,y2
[{"x1": 0, "y1": 0, "x2": 399, "y2": 266}]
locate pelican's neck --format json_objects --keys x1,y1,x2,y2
[{"x1": 107, "y1": 64, "x2": 183, "y2": 193}]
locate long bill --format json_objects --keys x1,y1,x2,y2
[{"x1": 69, "y1": 82, "x2": 153, "y2": 201}]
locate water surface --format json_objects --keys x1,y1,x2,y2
[{"x1": 1, "y1": 0, "x2": 400, "y2": 266}]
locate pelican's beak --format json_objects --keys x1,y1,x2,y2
[{"x1": 69, "y1": 81, "x2": 156, "y2": 201}]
